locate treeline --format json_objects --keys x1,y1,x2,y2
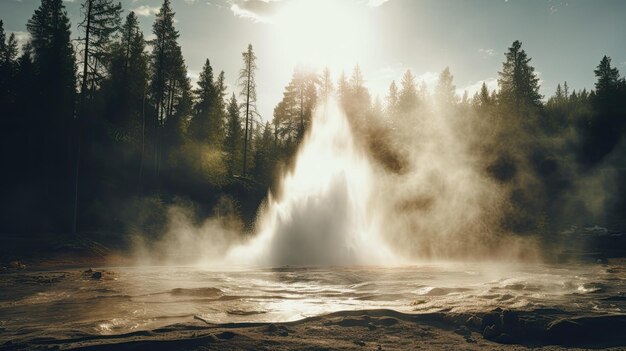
[
  {"x1": 0, "y1": 0, "x2": 273, "y2": 236},
  {"x1": 269, "y1": 41, "x2": 626, "y2": 240},
  {"x1": 1, "y1": 0, "x2": 625, "y2": 241}
]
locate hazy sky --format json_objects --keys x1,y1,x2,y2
[{"x1": 2, "y1": 0, "x2": 625, "y2": 120}]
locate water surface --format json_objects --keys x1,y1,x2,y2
[{"x1": 1, "y1": 263, "x2": 624, "y2": 343}]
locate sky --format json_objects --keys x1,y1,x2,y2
[{"x1": 1, "y1": 0, "x2": 626, "y2": 120}]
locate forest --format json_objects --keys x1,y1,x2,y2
[{"x1": 1, "y1": 0, "x2": 625, "y2": 252}]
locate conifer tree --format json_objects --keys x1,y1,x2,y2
[
  {"x1": 238, "y1": 44, "x2": 258, "y2": 177},
  {"x1": 386, "y1": 80, "x2": 398, "y2": 117},
  {"x1": 398, "y1": 69, "x2": 418, "y2": 113},
  {"x1": 27, "y1": 0, "x2": 78, "y2": 232},
  {"x1": 149, "y1": 0, "x2": 190, "y2": 177},
  {"x1": 435, "y1": 67, "x2": 457, "y2": 107},
  {"x1": 224, "y1": 93, "x2": 242, "y2": 176},
  {"x1": 78, "y1": 0, "x2": 122, "y2": 98},
  {"x1": 498, "y1": 40, "x2": 542, "y2": 112}
]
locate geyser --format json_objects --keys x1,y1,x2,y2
[{"x1": 227, "y1": 99, "x2": 394, "y2": 266}]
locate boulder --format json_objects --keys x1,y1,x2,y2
[{"x1": 483, "y1": 324, "x2": 499, "y2": 340}]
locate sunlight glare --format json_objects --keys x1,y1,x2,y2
[{"x1": 270, "y1": 0, "x2": 372, "y2": 72}]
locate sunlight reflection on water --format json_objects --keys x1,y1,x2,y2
[{"x1": 0, "y1": 263, "x2": 624, "y2": 341}]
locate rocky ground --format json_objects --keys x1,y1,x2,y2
[{"x1": 2, "y1": 309, "x2": 625, "y2": 350}]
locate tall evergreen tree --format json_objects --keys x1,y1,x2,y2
[
  {"x1": 498, "y1": 40, "x2": 542, "y2": 113},
  {"x1": 386, "y1": 80, "x2": 398, "y2": 117},
  {"x1": 78, "y1": 0, "x2": 122, "y2": 98},
  {"x1": 238, "y1": 43, "x2": 258, "y2": 177},
  {"x1": 252, "y1": 121, "x2": 274, "y2": 184},
  {"x1": 0, "y1": 21, "x2": 19, "y2": 109},
  {"x1": 27, "y1": 0, "x2": 78, "y2": 232},
  {"x1": 398, "y1": 69, "x2": 418, "y2": 113},
  {"x1": 579, "y1": 55, "x2": 626, "y2": 166},
  {"x1": 224, "y1": 93, "x2": 242, "y2": 176},
  {"x1": 320, "y1": 67, "x2": 333, "y2": 101},
  {"x1": 594, "y1": 55, "x2": 620, "y2": 98},
  {"x1": 107, "y1": 11, "x2": 148, "y2": 127},
  {"x1": 189, "y1": 59, "x2": 216, "y2": 141},
  {"x1": 149, "y1": 0, "x2": 190, "y2": 178},
  {"x1": 435, "y1": 66, "x2": 457, "y2": 107}
]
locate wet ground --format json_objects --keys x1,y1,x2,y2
[{"x1": 1, "y1": 262, "x2": 625, "y2": 349}]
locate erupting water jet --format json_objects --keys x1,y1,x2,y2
[{"x1": 227, "y1": 99, "x2": 395, "y2": 266}]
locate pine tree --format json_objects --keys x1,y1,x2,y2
[
  {"x1": 189, "y1": 59, "x2": 216, "y2": 141},
  {"x1": 107, "y1": 11, "x2": 148, "y2": 126},
  {"x1": 27, "y1": 0, "x2": 78, "y2": 232},
  {"x1": 386, "y1": 80, "x2": 398, "y2": 118},
  {"x1": 292, "y1": 68, "x2": 318, "y2": 137},
  {"x1": 149, "y1": 0, "x2": 190, "y2": 177},
  {"x1": 224, "y1": 93, "x2": 242, "y2": 176},
  {"x1": 238, "y1": 43, "x2": 258, "y2": 177},
  {"x1": 0, "y1": 21, "x2": 19, "y2": 107},
  {"x1": 435, "y1": 67, "x2": 457, "y2": 107},
  {"x1": 594, "y1": 55, "x2": 620, "y2": 98},
  {"x1": 337, "y1": 71, "x2": 349, "y2": 109},
  {"x1": 213, "y1": 70, "x2": 227, "y2": 146},
  {"x1": 398, "y1": 69, "x2": 418, "y2": 113},
  {"x1": 320, "y1": 67, "x2": 333, "y2": 101},
  {"x1": 78, "y1": 0, "x2": 122, "y2": 99},
  {"x1": 252, "y1": 121, "x2": 274, "y2": 184},
  {"x1": 498, "y1": 40, "x2": 542, "y2": 113},
  {"x1": 472, "y1": 82, "x2": 492, "y2": 108}
]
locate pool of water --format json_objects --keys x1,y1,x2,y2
[{"x1": 0, "y1": 262, "x2": 624, "y2": 343}]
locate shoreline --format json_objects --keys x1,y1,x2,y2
[{"x1": 3, "y1": 309, "x2": 626, "y2": 350}]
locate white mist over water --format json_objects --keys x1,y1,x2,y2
[{"x1": 227, "y1": 99, "x2": 395, "y2": 266}]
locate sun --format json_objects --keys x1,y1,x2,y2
[{"x1": 269, "y1": 0, "x2": 373, "y2": 73}]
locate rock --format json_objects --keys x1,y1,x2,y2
[
  {"x1": 84, "y1": 268, "x2": 93, "y2": 274},
  {"x1": 8, "y1": 261, "x2": 26, "y2": 270},
  {"x1": 454, "y1": 325, "x2": 471, "y2": 336},
  {"x1": 338, "y1": 318, "x2": 370, "y2": 328},
  {"x1": 215, "y1": 331, "x2": 235, "y2": 340},
  {"x1": 276, "y1": 326, "x2": 289, "y2": 336},
  {"x1": 547, "y1": 315, "x2": 626, "y2": 345},
  {"x1": 481, "y1": 312, "x2": 501, "y2": 332},
  {"x1": 266, "y1": 324, "x2": 288, "y2": 336},
  {"x1": 353, "y1": 340, "x2": 366, "y2": 346},
  {"x1": 91, "y1": 271, "x2": 102, "y2": 279},
  {"x1": 501, "y1": 310, "x2": 521, "y2": 335},
  {"x1": 483, "y1": 325, "x2": 499, "y2": 340},
  {"x1": 466, "y1": 315, "x2": 482, "y2": 329},
  {"x1": 367, "y1": 322, "x2": 377, "y2": 330},
  {"x1": 495, "y1": 333, "x2": 516, "y2": 344},
  {"x1": 376, "y1": 317, "x2": 398, "y2": 326}
]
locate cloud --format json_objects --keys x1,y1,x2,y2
[
  {"x1": 376, "y1": 64, "x2": 405, "y2": 80},
  {"x1": 229, "y1": 0, "x2": 392, "y2": 22},
  {"x1": 415, "y1": 71, "x2": 440, "y2": 92},
  {"x1": 479, "y1": 48, "x2": 496, "y2": 57},
  {"x1": 230, "y1": 0, "x2": 284, "y2": 23},
  {"x1": 187, "y1": 69, "x2": 200, "y2": 85},
  {"x1": 548, "y1": 0, "x2": 569, "y2": 14},
  {"x1": 458, "y1": 77, "x2": 498, "y2": 97},
  {"x1": 365, "y1": 0, "x2": 391, "y2": 6},
  {"x1": 132, "y1": 5, "x2": 160, "y2": 17}
]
